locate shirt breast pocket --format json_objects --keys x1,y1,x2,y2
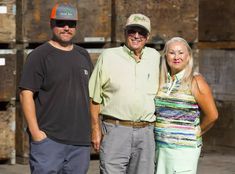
[{"x1": 146, "y1": 71, "x2": 158, "y2": 95}]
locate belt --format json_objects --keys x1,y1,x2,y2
[{"x1": 102, "y1": 115, "x2": 155, "y2": 128}]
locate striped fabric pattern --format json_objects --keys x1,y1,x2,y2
[{"x1": 155, "y1": 72, "x2": 202, "y2": 148}]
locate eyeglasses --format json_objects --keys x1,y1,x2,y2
[
  {"x1": 54, "y1": 20, "x2": 77, "y2": 28},
  {"x1": 126, "y1": 28, "x2": 148, "y2": 38}
]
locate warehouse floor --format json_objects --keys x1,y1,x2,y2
[{"x1": 0, "y1": 148, "x2": 235, "y2": 174}]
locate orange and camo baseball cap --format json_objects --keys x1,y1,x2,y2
[{"x1": 50, "y1": 3, "x2": 78, "y2": 21}]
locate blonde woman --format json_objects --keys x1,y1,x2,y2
[{"x1": 154, "y1": 37, "x2": 218, "y2": 174}]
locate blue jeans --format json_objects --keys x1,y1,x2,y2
[{"x1": 29, "y1": 137, "x2": 90, "y2": 174}]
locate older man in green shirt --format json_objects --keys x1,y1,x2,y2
[{"x1": 89, "y1": 13, "x2": 160, "y2": 174}]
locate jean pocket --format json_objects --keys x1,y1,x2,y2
[{"x1": 31, "y1": 137, "x2": 49, "y2": 145}]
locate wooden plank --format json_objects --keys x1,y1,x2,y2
[
  {"x1": 0, "y1": 0, "x2": 16, "y2": 43},
  {"x1": 77, "y1": 0, "x2": 111, "y2": 43},
  {"x1": 15, "y1": 46, "x2": 28, "y2": 158},
  {"x1": 86, "y1": 49, "x2": 103, "y2": 65},
  {"x1": 197, "y1": 42, "x2": 235, "y2": 49},
  {"x1": 203, "y1": 101, "x2": 235, "y2": 149},
  {"x1": 16, "y1": 0, "x2": 111, "y2": 43},
  {"x1": 15, "y1": 101, "x2": 29, "y2": 164},
  {"x1": 0, "y1": 102, "x2": 15, "y2": 164},
  {"x1": 0, "y1": 49, "x2": 16, "y2": 101},
  {"x1": 115, "y1": 0, "x2": 198, "y2": 43},
  {"x1": 15, "y1": 49, "x2": 30, "y2": 164},
  {"x1": 199, "y1": 49, "x2": 235, "y2": 101},
  {"x1": 199, "y1": 0, "x2": 235, "y2": 41},
  {"x1": 198, "y1": 49, "x2": 235, "y2": 149},
  {"x1": 16, "y1": 0, "x2": 67, "y2": 43}
]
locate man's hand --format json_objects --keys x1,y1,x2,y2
[
  {"x1": 90, "y1": 99, "x2": 101, "y2": 152},
  {"x1": 31, "y1": 130, "x2": 47, "y2": 142},
  {"x1": 91, "y1": 126, "x2": 102, "y2": 152}
]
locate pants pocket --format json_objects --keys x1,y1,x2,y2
[{"x1": 101, "y1": 121, "x2": 116, "y2": 136}]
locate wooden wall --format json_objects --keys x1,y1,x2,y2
[
  {"x1": 198, "y1": 0, "x2": 235, "y2": 150},
  {"x1": 15, "y1": 0, "x2": 199, "y2": 44},
  {"x1": 0, "y1": 0, "x2": 16, "y2": 43},
  {"x1": 115, "y1": 0, "x2": 198, "y2": 43},
  {"x1": 16, "y1": 0, "x2": 111, "y2": 43},
  {"x1": 199, "y1": 50, "x2": 235, "y2": 149},
  {"x1": 0, "y1": 50, "x2": 16, "y2": 101},
  {"x1": 0, "y1": 101, "x2": 15, "y2": 164},
  {"x1": 199, "y1": 0, "x2": 235, "y2": 41},
  {"x1": 0, "y1": 0, "x2": 234, "y2": 164},
  {"x1": 0, "y1": 49, "x2": 16, "y2": 163}
]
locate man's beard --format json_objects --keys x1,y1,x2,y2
[{"x1": 52, "y1": 32, "x2": 75, "y2": 46}]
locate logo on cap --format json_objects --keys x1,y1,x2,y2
[
  {"x1": 60, "y1": 8, "x2": 74, "y2": 17},
  {"x1": 133, "y1": 16, "x2": 148, "y2": 23},
  {"x1": 125, "y1": 13, "x2": 151, "y2": 33},
  {"x1": 50, "y1": 3, "x2": 78, "y2": 21}
]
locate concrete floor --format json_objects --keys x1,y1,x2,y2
[{"x1": 0, "y1": 150, "x2": 235, "y2": 174}]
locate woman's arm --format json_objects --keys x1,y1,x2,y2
[{"x1": 192, "y1": 74, "x2": 218, "y2": 136}]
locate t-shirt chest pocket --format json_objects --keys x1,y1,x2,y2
[{"x1": 80, "y1": 67, "x2": 89, "y2": 86}]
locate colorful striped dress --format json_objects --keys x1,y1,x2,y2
[
  {"x1": 154, "y1": 70, "x2": 202, "y2": 174},
  {"x1": 155, "y1": 71, "x2": 202, "y2": 148}
]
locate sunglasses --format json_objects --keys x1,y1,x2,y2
[
  {"x1": 126, "y1": 28, "x2": 148, "y2": 38},
  {"x1": 54, "y1": 20, "x2": 77, "y2": 28}
]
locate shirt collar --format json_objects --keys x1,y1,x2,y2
[
  {"x1": 123, "y1": 45, "x2": 145, "y2": 59},
  {"x1": 167, "y1": 69, "x2": 186, "y2": 82}
]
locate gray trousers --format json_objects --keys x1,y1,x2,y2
[{"x1": 100, "y1": 121, "x2": 155, "y2": 174}]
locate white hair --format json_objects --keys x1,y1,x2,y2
[{"x1": 159, "y1": 37, "x2": 194, "y2": 89}]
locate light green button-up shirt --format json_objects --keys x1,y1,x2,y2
[{"x1": 89, "y1": 45, "x2": 160, "y2": 122}]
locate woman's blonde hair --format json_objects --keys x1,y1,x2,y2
[{"x1": 159, "y1": 37, "x2": 194, "y2": 88}]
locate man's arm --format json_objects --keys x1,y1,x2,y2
[
  {"x1": 90, "y1": 99, "x2": 101, "y2": 152},
  {"x1": 19, "y1": 90, "x2": 46, "y2": 141}
]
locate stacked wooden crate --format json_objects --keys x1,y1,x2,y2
[
  {"x1": 0, "y1": 1, "x2": 16, "y2": 44},
  {"x1": 16, "y1": 0, "x2": 111, "y2": 43},
  {"x1": 0, "y1": 50, "x2": 16, "y2": 164},
  {"x1": 114, "y1": 0, "x2": 198, "y2": 44},
  {"x1": 0, "y1": 0, "x2": 16, "y2": 164},
  {"x1": 4, "y1": 0, "x2": 234, "y2": 164},
  {"x1": 198, "y1": 0, "x2": 235, "y2": 150}
]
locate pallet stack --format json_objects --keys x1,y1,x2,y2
[
  {"x1": 0, "y1": 0, "x2": 16, "y2": 164},
  {"x1": 198, "y1": 0, "x2": 235, "y2": 150},
  {"x1": 1, "y1": 0, "x2": 234, "y2": 165}
]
